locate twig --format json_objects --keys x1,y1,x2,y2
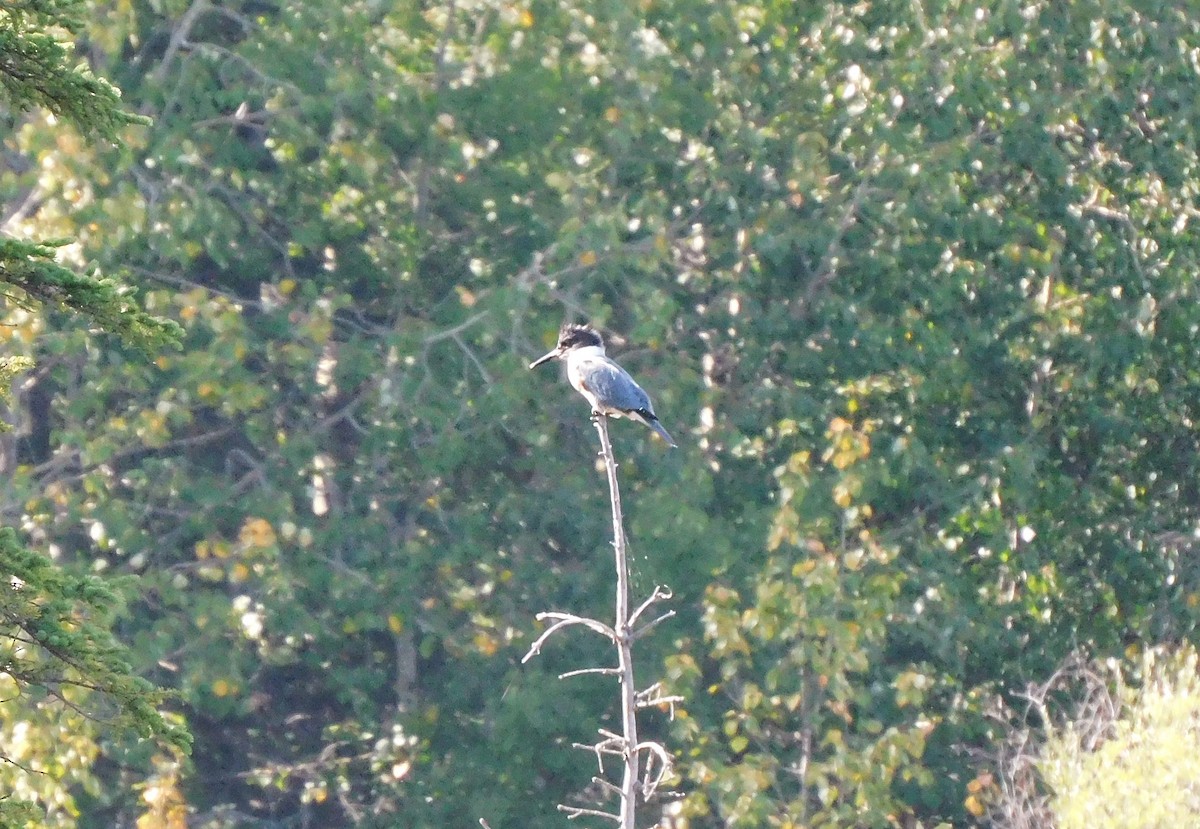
[
  {"x1": 572, "y1": 734, "x2": 624, "y2": 776},
  {"x1": 452, "y1": 331, "x2": 494, "y2": 386},
  {"x1": 421, "y1": 311, "x2": 491, "y2": 346},
  {"x1": 560, "y1": 667, "x2": 621, "y2": 679},
  {"x1": 558, "y1": 804, "x2": 620, "y2": 823},
  {"x1": 793, "y1": 167, "x2": 878, "y2": 318},
  {"x1": 0, "y1": 752, "x2": 44, "y2": 777},
  {"x1": 631, "y1": 610, "x2": 676, "y2": 641},
  {"x1": 520, "y1": 612, "x2": 615, "y2": 663},
  {"x1": 634, "y1": 682, "x2": 686, "y2": 717},
  {"x1": 635, "y1": 740, "x2": 674, "y2": 800},
  {"x1": 153, "y1": 0, "x2": 210, "y2": 84},
  {"x1": 629, "y1": 585, "x2": 673, "y2": 627},
  {"x1": 591, "y1": 776, "x2": 624, "y2": 798},
  {"x1": 1079, "y1": 199, "x2": 1146, "y2": 281}
]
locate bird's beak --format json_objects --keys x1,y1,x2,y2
[{"x1": 529, "y1": 348, "x2": 561, "y2": 370}]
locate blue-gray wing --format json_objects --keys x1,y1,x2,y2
[{"x1": 583, "y1": 357, "x2": 654, "y2": 414}]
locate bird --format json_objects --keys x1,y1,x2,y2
[{"x1": 529, "y1": 323, "x2": 677, "y2": 447}]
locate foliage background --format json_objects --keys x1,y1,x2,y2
[{"x1": 4, "y1": 0, "x2": 1200, "y2": 826}]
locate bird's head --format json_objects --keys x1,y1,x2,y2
[{"x1": 529, "y1": 323, "x2": 605, "y2": 369}]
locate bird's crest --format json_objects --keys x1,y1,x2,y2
[{"x1": 557, "y1": 322, "x2": 604, "y2": 350}]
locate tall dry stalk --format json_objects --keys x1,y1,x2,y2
[{"x1": 521, "y1": 416, "x2": 679, "y2": 828}]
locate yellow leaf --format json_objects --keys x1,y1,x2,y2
[
  {"x1": 455, "y1": 285, "x2": 477, "y2": 307},
  {"x1": 212, "y1": 679, "x2": 233, "y2": 697},
  {"x1": 279, "y1": 278, "x2": 297, "y2": 296},
  {"x1": 388, "y1": 614, "x2": 405, "y2": 634},
  {"x1": 833, "y1": 482, "x2": 853, "y2": 507},
  {"x1": 792, "y1": 559, "x2": 817, "y2": 577},
  {"x1": 239, "y1": 517, "x2": 277, "y2": 548},
  {"x1": 604, "y1": 106, "x2": 621, "y2": 124},
  {"x1": 474, "y1": 630, "x2": 499, "y2": 656},
  {"x1": 787, "y1": 450, "x2": 810, "y2": 473},
  {"x1": 967, "y1": 772, "x2": 993, "y2": 793},
  {"x1": 138, "y1": 768, "x2": 188, "y2": 829},
  {"x1": 579, "y1": 250, "x2": 598, "y2": 266},
  {"x1": 519, "y1": 9, "x2": 534, "y2": 27},
  {"x1": 964, "y1": 794, "x2": 985, "y2": 816}
]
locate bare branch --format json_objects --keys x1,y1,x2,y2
[
  {"x1": 153, "y1": 0, "x2": 211, "y2": 84},
  {"x1": 572, "y1": 735, "x2": 624, "y2": 754},
  {"x1": 792, "y1": 161, "x2": 881, "y2": 319},
  {"x1": 631, "y1": 609, "x2": 676, "y2": 642},
  {"x1": 635, "y1": 682, "x2": 686, "y2": 718},
  {"x1": 520, "y1": 612, "x2": 615, "y2": 663},
  {"x1": 417, "y1": 311, "x2": 494, "y2": 390},
  {"x1": 1078, "y1": 197, "x2": 1146, "y2": 281},
  {"x1": 559, "y1": 804, "x2": 620, "y2": 823},
  {"x1": 524, "y1": 395, "x2": 679, "y2": 826},
  {"x1": 559, "y1": 667, "x2": 621, "y2": 680},
  {"x1": 594, "y1": 416, "x2": 641, "y2": 829},
  {"x1": 571, "y1": 735, "x2": 624, "y2": 776},
  {"x1": 591, "y1": 776, "x2": 624, "y2": 798},
  {"x1": 421, "y1": 310, "x2": 491, "y2": 346},
  {"x1": 0, "y1": 752, "x2": 45, "y2": 777},
  {"x1": 635, "y1": 740, "x2": 675, "y2": 800},
  {"x1": 453, "y1": 331, "x2": 494, "y2": 386},
  {"x1": 536, "y1": 610, "x2": 616, "y2": 637},
  {"x1": 629, "y1": 585, "x2": 673, "y2": 627}
]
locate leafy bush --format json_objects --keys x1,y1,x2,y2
[{"x1": 1041, "y1": 647, "x2": 1200, "y2": 829}]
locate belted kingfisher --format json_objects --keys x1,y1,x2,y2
[{"x1": 530, "y1": 323, "x2": 677, "y2": 447}]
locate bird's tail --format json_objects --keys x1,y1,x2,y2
[
  {"x1": 646, "y1": 416, "x2": 677, "y2": 447},
  {"x1": 627, "y1": 408, "x2": 678, "y2": 447},
  {"x1": 652, "y1": 420, "x2": 678, "y2": 447}
]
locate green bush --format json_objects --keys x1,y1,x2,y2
[{"x1": 1042, "y1": 647, "x2": 1200, "y2": 829}]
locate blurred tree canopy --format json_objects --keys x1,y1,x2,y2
[{"x1": 4, "y1": 0, "x2": 1200, "y2": 826}]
